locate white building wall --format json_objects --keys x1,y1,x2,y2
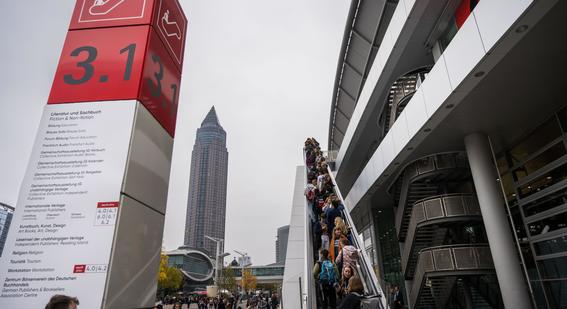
[
  {"x1": 282, "y1": 166, "x2": 308, "y2": 308},
  {"x1": 342, "y1": 0, "x2": 557, "y2": 210}
]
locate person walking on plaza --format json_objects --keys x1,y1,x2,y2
[{"x1": 313, "y1": 249, "x2": 339, "y2": 309}]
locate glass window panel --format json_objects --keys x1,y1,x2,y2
[
  {"x1": 534, "y1": 235, "x2": 567, "y2": 256},
  {"x1": 439, "y1": 18, "x2": 458, "y2": 51},
  {"x1": 542, "y1": 280, "x2": 567, "y2": 309},
  {"x1": 512, "y1": 208, "x2": 527, "y2": 240},
  {"x1": 527, "y1": 211, "x2": 567, "y2": 237},
  {"x1": 508, "y1": 118, "x2": 562, "y2": 165},
  {"x1": 523, "y1": 187, "x2": 567, "y2": 217},
  {"x1": 530, "y1": 280, "x2": 549, "y2": 309},
  {"x1": 519, "y1": 162, "x2": 567, "y2": 199},
  {"x1": 501, "y1": 172, "x2": 517, "y2": 203},
  {"x1": 557, "y1": 106, "x2": 567, "y2": 133},
  {"x1": 513, "y1": 142, "x2": 566, "y2": 181},
  {"x1": 496, "y1": 155, "x2": 509, "y2": 174},
  {"x1": 538, "y1": 256, "x2": 567, "y2": 279}
]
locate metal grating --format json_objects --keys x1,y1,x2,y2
[
  {"x1": 433, "y1": 248, "x2": 455, "y2": 271},
  {"x1": 421, "y1": 250, "x2": 435, "y2": 272},
  {"x1": 417, "y1": 157, "x2": 436, "y2": 174},
  {"x1": 435, "y1": 153, "x2": 457, "y2": 169},
  {"x1": 444, "y1": 195, "x2": 466, "y2": 216},
  {"x1": 413, "y1": 202, "x2": 426, "y2": 223},
  {"x1": 425, "y1": 198, "x2": 444, "y2": 219},
  {"x1": 453, "y1": 247, "x2": 477, "y2": 269},
  {"x1": 465, "y1": 195, "x2": 482, "y2": 215}
]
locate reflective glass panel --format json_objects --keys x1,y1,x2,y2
[
  {"x1": 519, "y1": 163, "x2": 567, "y2": 199},
  {"x1": 513, "y1": 142, "x2": 567, "y2": 181},
  {"x1": 538, "y1": 256, "x2": 567, "y2": 279},
  {"x1": 534, "y1": 235, "x2": 567, "y2": 256},
  {"x1": 508, "y1": 118, "x2": 562, "y2": 165},
  {"x1": 523, "y1": 187, "x2": 567, "y2": 217},
  {"x1": 527, "y1": 211, "x2": 567, "y2": 237}
]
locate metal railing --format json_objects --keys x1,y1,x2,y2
[
  {"x1": 410, "y1": 244, "x2": 494, "y2": 308},
  {"x1": 402, "y1": 194, "x2": 482, "y2": 277},
  {"x1": 392, "y1": 152, "x2": 470, "y2": 241}
]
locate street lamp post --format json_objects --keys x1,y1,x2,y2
[{"x1": 204, "y1": 235, "x2": 229, "y2": 287}]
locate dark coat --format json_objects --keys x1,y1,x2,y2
[{"x1": 338, "y1": 292, "x2": 363, "y2": 309}]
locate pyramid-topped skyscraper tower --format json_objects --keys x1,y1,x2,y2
[{"x1": 184, "y1": 107, "x2": 228, "y2": 255}]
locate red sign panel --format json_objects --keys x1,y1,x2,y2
[
  {"x1": 139, "y1": 29, "x2": 181, "y2": 135},
  {"x1": 48, "y1": 25, "x2": 180, "y2": 136},
  {"x1": 69, "y1": 0, "x2": 155, "y2": 30},
  {"x1": 48, "y1": 26, "x2": 148, "y2": 104},
  {"x1": 153, "y1": 0, "x2": 187, "y2": 70},
  {"x1": 97, "y1": 201, "x2": 120, "y2": 208},
  {"x1": 73, "y1": 264, "x2": 87, "y2": 273}
]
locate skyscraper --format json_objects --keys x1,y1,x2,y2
[
  {"x1": 275, "y1": 225, "x2": 289, "y2": 264},
  {"x1": 184, "y1": 107, "x2": 228, "y2": 255}
]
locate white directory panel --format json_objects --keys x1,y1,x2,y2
[{"x1": 0, "y1": 101, "x2": 137, "y2": 308}]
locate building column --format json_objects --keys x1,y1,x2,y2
[{"x1": 464, "y1": 133, "x2": 532, "y2": 309}]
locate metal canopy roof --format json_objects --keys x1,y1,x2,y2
[{"x1": 328, "y1": 0, "x2": 398, "y2": 151}]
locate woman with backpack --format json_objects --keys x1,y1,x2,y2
[{"x1": 313, "y1": 249, "x2": 339, "y2": 309}]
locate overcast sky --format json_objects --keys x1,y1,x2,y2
[{"x1": 0, "y1": 1, "x2": 349, "y2": 266}]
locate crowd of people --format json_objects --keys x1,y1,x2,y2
[
  {"x1": 304, "y1": 138, "x2": 365, "y2": 309},
  {"x1": 154, "y1": 293, "x2": 279, "y2": 309}
]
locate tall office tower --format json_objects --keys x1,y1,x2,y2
[
  {"x1": 184, "y1": 107, "x2": 228, "y2": 255},
  {"x1": 0, "y1": 203, "x2": 14, "y2": 257},
  {"x1": 276, "y1": 225, "x2": 290, "y2": 264}
]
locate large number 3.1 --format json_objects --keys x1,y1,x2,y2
[{"x1": 63, "y1": 44, "x2": 135, "y2": 85}]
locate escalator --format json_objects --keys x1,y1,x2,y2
[{"x1": 302, "y1": 151, "x2": 389, "y2": 309}]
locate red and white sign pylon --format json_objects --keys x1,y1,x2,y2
[{"x1": 0, "y1": 1, "x2": 187, "y2": 308}]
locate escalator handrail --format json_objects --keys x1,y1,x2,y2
[{"x1": 325, "y1": 166, "x2": 388, "y2": 307}]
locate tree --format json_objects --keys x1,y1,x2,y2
[
  {"x1": 158, "y1": 254, "x2": 183, "y2": 295},
  {"x1": 218, "y1": 266, "x2": 238, "y2": 294},
  {"x1": 241, "y1": 268, "x2": 257, "y2": 293}
]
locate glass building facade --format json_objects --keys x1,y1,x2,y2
[
  {"x1": 232, "y1": 265, "x2": 285, "y2": 278},
  {"x1": 0, "y1": 203, "x2": 14, "y2": 257},
  {"x1": 166, "y1": 246, "x2": 215, "y2": 291},
  {"x1": 496, "y1": 108, "x2": 567, "y2": 308},
  {"x1": 184, "y1": 107, "x2": 229, "y2": 255}
]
